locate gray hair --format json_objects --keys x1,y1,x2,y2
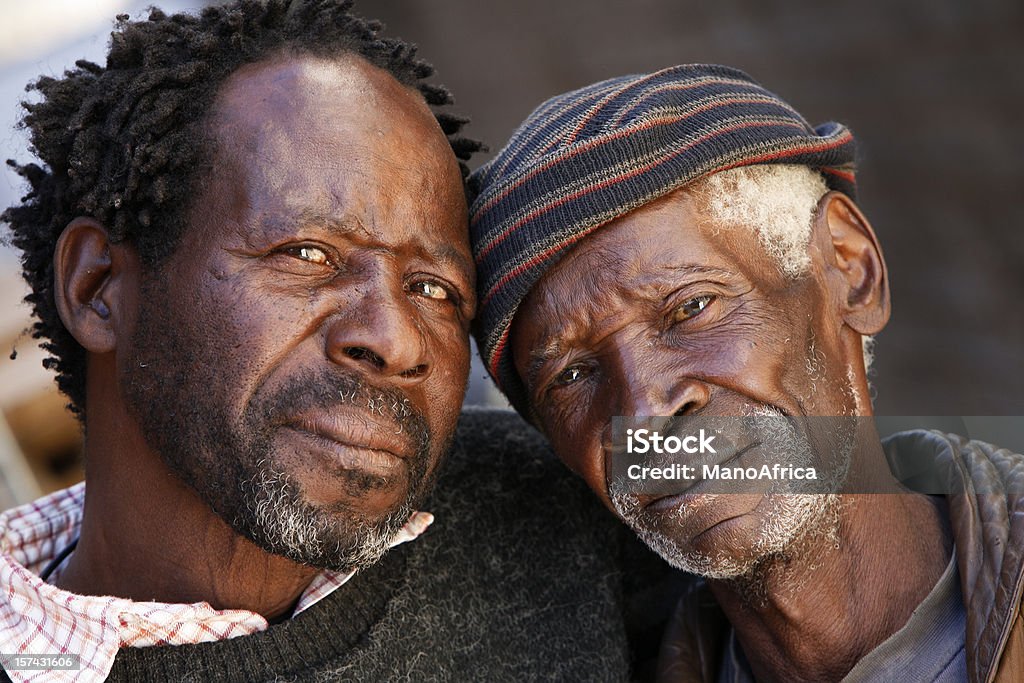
[{"x1": 690, "y1": 164, "x2": 875, "y2": 373}]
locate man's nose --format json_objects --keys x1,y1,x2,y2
[{"x1": 324, "y1": 294, "x2": 432, "y2": 384}]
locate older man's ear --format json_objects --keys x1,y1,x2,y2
[
  {"x1": 816, "y1": 191, "x2": 891, "y2": 336},
  {"x1": 53, "y1": 217, "x2": 138, "y2": 354}
]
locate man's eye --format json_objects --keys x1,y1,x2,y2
[
  {"x1": 555, "y1": 364, "x2": 589, "y2": 387},
  {"x1": 672, "y1": 295, "x2": 715, "y2": 322},
  {"x1": 284, "y1": 245, "x2": 332, "y2": 266},
  {"x1": 410, "y1": 280, "x2": 450, "y2": 301}
]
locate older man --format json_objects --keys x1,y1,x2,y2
[
  {"x1": 0, "y1": 2, "x2": 664, "y2": 681},
  {"x1": 469, "y1": 64, "x2": 1024, "y2": 682}
]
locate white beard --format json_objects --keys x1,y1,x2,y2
[{"x1": 610, "y1": 406, "x2": 850, "y2": 580}]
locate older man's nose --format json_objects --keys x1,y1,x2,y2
[
  {"x1": 618, "y1": 377, "x2": 711, "y2": 417},
  {"x1": 324, "y1": 297, "x2": 432, "y2": 383},
  {"x1": 609, "y1": 340, "x2": 711, "y2": 416}
]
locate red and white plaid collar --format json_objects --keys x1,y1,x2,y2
[{"x1": 0, "y1": 483, "x2": 431, "y2": 683}]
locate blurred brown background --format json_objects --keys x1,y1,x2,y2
[
  {"x1": 360, "y1": 0, "x2": 1024, "y2": 416},
  {"x1": 1, "y1": 0, "x2": 1021, "y2": 505}
]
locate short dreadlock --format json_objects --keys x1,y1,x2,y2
[{"x1": 2, "y1": 0, "x2": 482, "y2": 417}]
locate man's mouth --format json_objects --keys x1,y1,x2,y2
[{"x1": 285, "y1": 411, "x2": 413, "y2": 477}]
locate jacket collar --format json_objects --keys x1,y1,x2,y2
[{"x1": 896, "y1": 430, "x2": 1024, "y2": 683}]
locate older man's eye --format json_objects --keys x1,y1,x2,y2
[
  {"x1": 672, "y1": 295, "x2": 715, "y2": 323},
  {"x1": 555, "y1": 364, "x2": 589, "y2": 387},
  {"x1": 410, "y1": 280, "x2": 451, "y2": 301}
]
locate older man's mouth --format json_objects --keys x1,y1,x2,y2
[{"x1": 637, "y1": 439, "x2": 762, "y2": 511}]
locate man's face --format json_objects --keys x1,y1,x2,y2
[
  {"x1": 510, "y1": 186, "x2": 860, "y2": 579},
  {"x1": 119, "y1": 55, "x2": 474, "y2": 572}
]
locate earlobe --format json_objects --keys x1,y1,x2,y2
[
  {"x1": 818, "y1": 192, "x2": 891, "y2": 335},
  {"x1": 53, "y1": 217, "x2": 132, "y2": 353}
]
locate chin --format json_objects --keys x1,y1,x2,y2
[
  {"x1": 299, "y1": 467, "x2": 412, "y2": 519},
  {"x1": 228, "y1": 462, "x2": 417, "y2": 572},
  {"x1": 614, "y1": 491, "x2": 841, "y2": 581}
]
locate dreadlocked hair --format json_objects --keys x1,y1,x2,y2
[{"x1": 2, "y1": 0, "x2": 483, "y2": 417}]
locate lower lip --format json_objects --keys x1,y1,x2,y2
[
  {"x1": 284, "y1": 427, "x2": 406, "y2": 477},
  {"x1": 647, "y1": 490, "x2": 713, "y2": 514}
]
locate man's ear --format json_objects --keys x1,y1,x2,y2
[
  {"x1": 817, "y1": 192, "x2": 891, "y2": 335},
  {"x1": 53, "y1": 217, "x2": 137, "y2": 353}
]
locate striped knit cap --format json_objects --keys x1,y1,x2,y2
[{"x1": 469, "y1": 64, "x2": 857, "y2": 415}]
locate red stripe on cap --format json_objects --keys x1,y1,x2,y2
[
  {"x1": 820, "y1": 167, "x2": 856, "y2": 183},
  {"x1": 480, "y1": 121, "x2": 850, "y2": 304},
  {"x1": 474, "y1": 99, "x2": 797, "y2": 261},
  {"x1": 487, "y1": 327, "x2": 508, "y2": 381},
  {"x1": 563, "y1": 70, "x2": 668, "y2": 147}
]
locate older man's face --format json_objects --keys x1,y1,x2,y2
[
  {"x1": 118, "y1": 54, "x2": 474, "y2": 572},
  {"x1": 510, "y1": 186, "x2": 862, "y2": 578}
]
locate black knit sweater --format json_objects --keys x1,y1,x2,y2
[{"x1": 61, "y1": 409, "x2": 677, "y2": 682}]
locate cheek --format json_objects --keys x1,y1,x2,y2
[
  {"x1": 543, "y1": 411, "x2": 607, "y2": 496},
  {"x1": 670, "y1": 305, "x2": 814, "y2": 411},
  {"x1": 419, "y1": 322, "x2": 471, "y2": 430},
  {"x1": 770, "y1": 304, "x2": 853, "y2": 411},
  {"x1": 185, "y1": 274, "x2": 314, "y2": 403},
  {"x1": 426, "y1": 349, "x2": 469, "y2": 428}
]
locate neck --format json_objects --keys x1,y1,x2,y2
[
  {"x1": 706, "y1": 492, "x2": 952, "y2": 682},
  {"x1": 55, "y1": 402, "x2": 317, "y2": 620}
]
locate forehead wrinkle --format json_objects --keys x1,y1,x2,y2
[
  {"x1": 302, "y1": 209, "x2": 370, "y2": 238},
  {"x1": 662, "y1": 263, "x2": 737, "y2": 279},
  {"x1": 429, "y1": 244, "x2": 472, "y2": 276},
  {"x1": 253, "y1": 209, "x2": 367, "y2": 240},
  {"x1": 315, "y1": 201, "x2": 471, "y2": 278}
]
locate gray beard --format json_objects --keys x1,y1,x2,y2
[
  {"x1": 612, "y1": 489, "x2": 841, "y2": 581},
  {"x1": 241, "y1": 458, "x2": 415, "y2": 573}
]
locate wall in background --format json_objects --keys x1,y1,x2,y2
[{"x1": 366, "y1": 0, "x2": 1024, "y2": 414}]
